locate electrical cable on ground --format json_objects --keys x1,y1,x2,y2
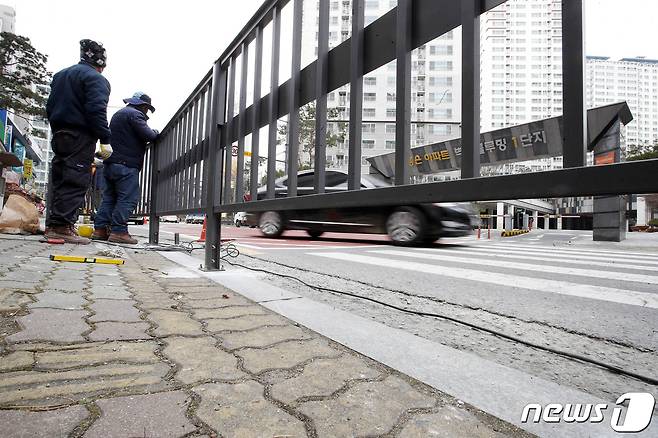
[{"x1": 223, "y1": 256, "x2": 658, "y2": 388}]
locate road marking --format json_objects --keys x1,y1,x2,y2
[
  {"x1": 310, "y1": 252, "x2": 658, "y2": 309},
  {"x1": 412, "y1": 246, "x2": 658, "y2": 272},
  {"x1": 486, "y1": 243, "x2": 658, "y2": 260},
  {"x1": 374, "y1": 250, "x2": 658, "y2": 285}
]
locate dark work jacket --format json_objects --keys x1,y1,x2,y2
[
  {"x1": 105, "y1": 106, "x2": 158, "y2": 169},
  {"x1": 46, "y1": 62, "x2": 112, "y2": 144}
]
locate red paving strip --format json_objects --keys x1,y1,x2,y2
[{"x1": 157, "y1": 224, "x2": 393, "y2": 249}]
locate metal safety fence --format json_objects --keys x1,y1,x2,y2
[{"x1": 142, "y1": 0, "x2": 658, "y2": 270}]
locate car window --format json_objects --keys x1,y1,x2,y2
[
  {"x1": 326, "y1": 171, "x2": 348, "y2": 187},
  {"x1": 296, "y1": 174, "x2": 315, "y2": 187}
]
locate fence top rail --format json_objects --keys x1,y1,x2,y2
[
  {"x1": 215, "y1": 0, "x2": 290, "y2": 68},
  {"x1": 160, "y1": 69, "x2": 213, "y2": 136}
]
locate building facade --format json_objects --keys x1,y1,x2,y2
[
  {"x1": 301, "y1": 0, "x2": 462, "y2": 173},
  {"x1": 587, "y1": 56, "x2": 658, "y2": 149},
  {"x1": 0, "y1": 4, "x2": 15, "y2": 34}
]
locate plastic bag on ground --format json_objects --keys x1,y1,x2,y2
[{"x1": 0, "y1": 194, "x2": 40, "y2": 235}]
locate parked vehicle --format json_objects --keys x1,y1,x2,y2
[
  {"x1": 234, "y1": 212, "x2": 249, "y2": 227},
  {"x1": 160, "y1": 215, "x2": 179, "y2": 223},
  {"x1": 185, "y1": 214, "x2": 205, "y2": 224},
  {"x1": 244, "y1": 170, "x2": 476, "y2": 246},
  {"x1": 129, "y1": 215, "x2": 146, "y2": 225}
]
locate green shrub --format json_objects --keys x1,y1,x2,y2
[{"x1": 649, "y1": 219, "x2": 658, "y2": 227}]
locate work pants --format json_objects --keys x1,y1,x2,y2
[
  {"x1": 94, "y1": 163, "x2": 140, "y2": 233},
  {"x1": 46, "y1": 130, "x2": 95, "y2": 227}
]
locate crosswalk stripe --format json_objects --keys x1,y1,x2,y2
[
  {"x1": 480, "y1": 245, "x2": 658, "y2": 265},
  {"x1": 309, "y1": 252, "x2": 658, "y2": 309},
  {"x1": 411, "y1": 247, "x2": 658, "y2": 272},
  {"x1": 375, "y1": 250, "x2": 658, "y2": 284},
  {"x1": 485, "y1": 243, "x2": 658, "y2": 260}
]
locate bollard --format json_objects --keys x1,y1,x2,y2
[
  {"x1": 174, "y1": 233, "x2": 180, "y2": 245},
  {"x1": 488, "y1": 224, "x2": 491, "y2": 239},
  {"x1": 477, "y1": 226, "x2": 481, "y2": 239}
]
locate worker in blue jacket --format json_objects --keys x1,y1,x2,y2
[
  {"x1": 45, "y1": 39, "x2": 113, "y2": 244},
  {"x1": 92, "y1": 92, "x2": 158, "y2": 244}
]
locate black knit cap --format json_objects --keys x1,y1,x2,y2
[{"x1": 80, "y1": 39, "x2": 107, "y2": 68}]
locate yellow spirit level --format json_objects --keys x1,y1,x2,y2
[{"x1": 50, "y1": 255, "x2": 125, "y2": 265}]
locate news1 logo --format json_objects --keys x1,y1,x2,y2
[{"x1": 521, "y1": 393, "x2": 655, "y2": 433}]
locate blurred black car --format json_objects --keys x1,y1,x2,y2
[{"x1": 244, "y1": 170, "x2": 475, "y2": 246}]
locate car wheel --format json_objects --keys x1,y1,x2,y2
[
  {"x1": 306, "y1": 229, "x2": 324, "y2": 239},
  {"x1": 259, "y1": 211, "x2": 284, "y2": 237},
  {"x1": 235, "y1": 220, "x2": 241, "y2": 228},
  {"x1": 386, "y1": 207, "x2": 427, "y2": 246},
  {"x1": 136, "y1": 219, "x2": 145, "y2": 226}
]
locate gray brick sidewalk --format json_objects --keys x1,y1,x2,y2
[{"x1": 0, "y1": 236, "x2": 529, "y2": 437}]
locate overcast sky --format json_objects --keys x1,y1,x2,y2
[{"x1": 6, "y1": 0, "x2": 658, "y2": 129}]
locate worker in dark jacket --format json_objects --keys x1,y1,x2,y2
[
  {"x1": 45, "y1": 39, "x2": 112, "y2": 244},
  {"x1": 92, "y1": 92, "x2": 158, "y2": 244}
]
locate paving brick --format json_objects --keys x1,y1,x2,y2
[
  {"x1": 29, "y1": 291, "x2": 86, "y2": 310},
  {"x1": 0, "y1": 363, "x2": 170, "y2": 406},
  {"x1": 271, "y1": 355, "x2": 380, "y2": 404},
  {"x1": 0, "y1": 281, "x2": 39, "y2": 293},
  {"x1": 193, "y1": 306, "x2": 269, "y2": 320},
  {"x1": 0, "y1": 271, "x2": 44, "y2": 283},
  {"x1": 85, "y1": 391, "x2": 196, "y2": 438},
  {"x1": 220, "y1": 324, "x2": 314, "y2": 350},
  {"x1": 0, "y1": 351, "x2": 34, "y2": 371},
  {"x1": 0, "y1": 405, "x2": 89, "y2": 438},
  {"x1": 148, "y1": 309, "x2": 203, "y2": 337},
  {"x1": 399, "y1": 406, "x2": 509, "y2": 438},
  {"x1": 7, "y1": 309, "x2": 88, "y2": 343},
  {"x1": 181, "y1": 293, "x2": 253, "y2": 308},
  {"x1": 163, "y1": 337, "x2": 244, "y2": 384},
  {"x1": 176, "y1": 289, "x2": 238, "y2": 301},
  {"x1": 89, "y1": 299, "x2": 141, "y2": 322},
  {"x1": 163, "y1": 279, "x2": 215, "y2": 288},
  {"x1": 49, "y1": 271, "x2": 88, "y2": 281},
  {"x1": 193, "y1": 381, "x2": 306, "y2": 437},
  {"x1": 205, "y1": 314, "x2": 289, "y2": 333},
  {"x1": 89, "y1": 322, "x2": 151, "y2": 341},
  {"x1": 89, "y1": 286, "x2": 132, "y2": 300},
  {"x1": 43, "y1": 279, "x2": 87, "y2": 293},
  {"x1": 238, "y1": 339, "x2": 341, "y2": 374},
  {"x1": 34, "y1": 341, "x2": 158, "y2": 369},
  {"x1": 135, "y1": 295, "x2": 178, "y2": 310},
  {"x1": 0, "y1": 289, "x2": 33, "y2": 312},
  {"x1": 300, "y1": 376, "x2": 436, "y2": 436}
]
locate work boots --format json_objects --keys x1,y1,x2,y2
[
  {"x1": 44, "y1": 225, "x2": 91, "y2": 245},
  {"x1": 108, "y1": 232, "x2": 138, "y2": 245},
  {"x1": 91, "y1": 227, "x2": 110, "y2": 241}
]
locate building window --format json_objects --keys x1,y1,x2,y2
[{"x1": 363, "y1": 139, "x2": 376, "y2": 149}]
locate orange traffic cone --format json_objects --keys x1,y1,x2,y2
[{"x1": 198, "y1": 217, "x2": 207, "y2": 242}]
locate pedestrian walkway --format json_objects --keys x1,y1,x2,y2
[{"x1": 0, "y1": 235, "x2": 527, "y2": 437}]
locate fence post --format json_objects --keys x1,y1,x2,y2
[
  {"x1": 204, "y1": 62, "x2": 227, "y2": 271},
  {"x1": 148, "y1": 144, "x2": 159, "y2": 244}
]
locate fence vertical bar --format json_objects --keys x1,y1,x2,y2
[
  {"x1": 460, "y1": 0, "x2": 481, "y2": 179},
  {"x1": 250, "y1": 25, "x2": 263, "y2": 200},
  {"x1": 184, "y1": 103, "x2": 194, "y2": 210},
  {"x1": 223, "y1": 57, "x2": 237, "y2": 205},
  {"x1": 348, "y1": 0, "x2": 364, "y2": 191},
  {"x1": 195, "y1": 91, "x2": 207, "y2": 208},
  {"x1": 395, "y1": 0, "x2": 412, "y2": 186},
  {"x1": 562, "y1": 0, "x2": 587, "y2": 168},
  {"x1": 148, "y1": 142, "x2": 160, "y2": 244},
  {"x1": 287, "y1": 0, "x2": 303, "y2": 197},
  {"x1": 314, "y1": 0, "x2": 329, "y2": 194},
  {"x1": 236, "y1": 42, "x2": 249, "y2": 204},
  {"x1": 188, "y1": 98, "x2": 200, "y2": 209},
  {"x1": 205, "y1": 63, "x2": 227, "y2": 271},
  {"x1": 267, "y1": 6, "x2": 281, "y2": 200}
]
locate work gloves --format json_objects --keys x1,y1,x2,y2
[{"x1": 96, "y1": 143, "x2": 113, "y2": 160}]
